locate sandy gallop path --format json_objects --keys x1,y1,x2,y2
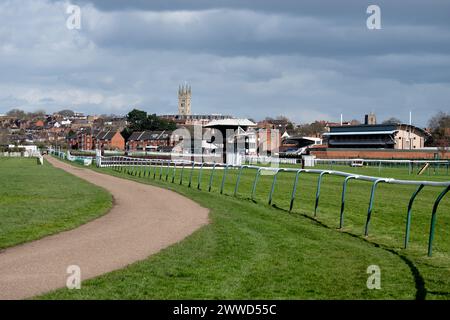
[{"x1": 0, "y1": 156, "x2": 209, "y2": 299}]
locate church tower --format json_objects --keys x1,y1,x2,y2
[
  {"x1": 364, "y1": 112, "x2": 377, "y2": 125},
  {"x1": 178, "y1": 84, "x2": 192, "y2": 116}
]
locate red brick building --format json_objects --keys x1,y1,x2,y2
[
  {"x1": 67, "y1": 129, "x2": 125, "y2": 151},
  {"x1": 95, "y1": 130, "x2": 125, "y2": 151},
  {"x1": 73, "y1": 128, "x2": 96, "y2": 150}
]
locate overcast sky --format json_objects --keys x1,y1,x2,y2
[{"x1": 0, "y1": 0, "x2": 449, "y2": 126}]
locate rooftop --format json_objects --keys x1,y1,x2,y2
[{"x1": 204, "y1": 119, "x2": 257, "y2": 128}]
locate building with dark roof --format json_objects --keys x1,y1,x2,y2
[
  {"x1": 323, "y1": 124, "x2": 430, "y2": 149},
  {"x1": 95, "y1": 130, "x2": 125, "y2": 151},
  {"x1": 127, "y1": 130, "x2": 174, "y2": 151},
  {"x1": 67, "y1": 128, "x2": 124, "y2": 150},
  {"x1": 159, "y1": 114, "x2": 233, "y2": 126}
]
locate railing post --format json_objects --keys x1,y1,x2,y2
[
  {"x1": 404, "y1": 184, "x2": 424, "y2": 249},
  {"x1": 268, "y1": 169, "x2": 281, "y2": 205},
  {"x1": 289, "y1": 170, "x2": 303, "y2": 212},
  {"x1": 427, "y1": 185, "x2": 450, "y2": 257},
  {"x1": 220, "y1": 165, "x2": 230, "y2": 194},
  {"x1": 159, "y1": 160, "x2": 164, "y2": 180},
  {"x1": 138, "y1": 159, "x2": 142, "y2": 177},
  {"x1": 197, "y1": 163, "x2": 205, "y2": 190},
  {"x1": 150, "y1": 159, "x2": 153, "y2": 177},
  {"x1": 188, "y1": 162, "x2": 195, "y2": 188},
  {"x1": 166, "y1": 160, "x2": 170, "y2": 181},
  {"x1": 314, "y1": 171, "x2": 330, "y2": 217},
  {"x1": 234, "y1": 166, "x2": 245, "y2": 196},
  {"x1": 251, "y1": 168, "x2": 262, "y2": 201},
  {"x1": 171, "y1": 162, "x2": 177, "y2": 183},
  {"x1": 208, "y1": 163, "x2": 217, "y2": 192},
  {"x1": 340, "y1": 176, "x2": 357, "y2": 229},
  {"x1": 144, "y1": 161, "x2": 148, "y2": 177},
  {"x1": 180, "y1": 162, "x2": 185, "y2": 185},
  {"x1": 364, "y1": 179, "x2": 386, "y2": 237}
]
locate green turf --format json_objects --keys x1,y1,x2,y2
[
  {"x1": 0, "y1": 157, "x2": 112, "y2": 249},
  {"x1": 40, "y1": 160, "x2": 450, "y2": 299}
]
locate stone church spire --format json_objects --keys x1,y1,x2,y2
[{"x1": 178, "y1": 83, "x2": 192, "y2": 116}]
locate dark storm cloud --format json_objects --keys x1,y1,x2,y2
[
  {"x1": 82, "y1": 9, "x2": 450, "y2": 58},
  {"x1": 1, "y1": 0, "x2": 449, "y2": 125},
  {"x1": 76, "y1": 0, "x2": 450, "y2": 26}
]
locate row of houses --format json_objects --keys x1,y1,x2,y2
[
  {"x1": 68, "y1": 129, "x2": 177, "y2": 152},
  {"x1": 68, "y1": 129, "x2": 126, "y2": 151},
  {"x1": 67, "y1": 119, "x2": 270, "y2": 156},
  {"x1": 127, "y1": 131, "x2": 173, "y2": 151}
]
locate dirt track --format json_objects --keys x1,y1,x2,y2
[{"x1": 0, "y1": 156, "x2": 209, "y2": 299}]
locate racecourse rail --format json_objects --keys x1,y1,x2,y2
[{"x1": 51, "y1": 151, "x2": 450, "y2": 257}]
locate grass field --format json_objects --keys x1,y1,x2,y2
[
  {"x1": 0, "y1": 157, "x2": 112, "y2": 249},
  {"x1": 41, "y1": 159, "x2": 450, "y2": 299}
]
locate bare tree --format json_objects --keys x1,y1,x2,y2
[
  {"x1": 382, "y1": 117, "x2": 402, "y2": 125},
  {"x1": 6, "y1": 109, "x2": 26, "y2": 119},
  {"x1": 295, "y1": 121, "x2": 326, "y2": 137},
  {"x1": 0, "y1": 128, "x2": 9, "y2": 145},
  {"x1": 428, "y1": 111, "x2": 450, "y2": 158}
]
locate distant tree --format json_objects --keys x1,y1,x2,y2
[
  {"x1": 275, "y1": 115, "x2": 295, "y2": 130},
  {"x1": 29, "y1": 109, "x2": 46, "y2": 119},
  {"x1": 121, "y1": 127, "x2": 133, "y2": 141},
  {"x1": 123, "y1": 109, "x2": 177, "y2": 140},
  {"x1": 429, "y1": 111, "x2": 450, "y2": 132},
  {"x1": 98, "y1": 114, "x2": 113, "y2": 121},
  {"x1": 57, "y1": 109, "x2": 75, "y2": 117},
  {"x1": 286, "y1": 122, "x2": 294, "y2": 131},
  {"x1": 276, "y1": 115, "x2": 289, "y2": 122},
  {"x1": 66, "y1": 129, "x2": 76, "y2": 138},
  {"x1": 295, "y1": 121, "x2": 326, "y2": 137},
  {"x1": 427, "y1": 111, "x2": 450, "y2": 157},
  {"x1": 0, "y1": 128, "x2": 8, "y2": 144},
  {"x1": 382, "y1": 117, "x2": 402, "y2": 125},
  {"x1": 6, "y1": 109, "x2": 27, "y2": 119},
  {"x1": 146, "y1": 113, "x2": 177, "y2": 131},
  {"x1": 126, "y1": 109, "x2": 148, "y2": 131}
]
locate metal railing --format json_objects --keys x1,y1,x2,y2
[
  {"x1": 314, "y1": 158, "x2": 450, "y2": 176},
  {"x1": 99, "y1": 155, "x2": 450, "y2": 257},
  {"x1": 48, "y1": 148, "x2": 93, "y2": 166}
]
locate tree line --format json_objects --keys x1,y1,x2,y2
[{"x1": 121, "y1": 109, "x2": 177, "y2": 140}]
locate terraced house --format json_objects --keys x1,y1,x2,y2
[
  {"x1": 67, "y1": 129, "x2": 125, "y2": 151},
  {"x1": 127, "y1": 130, "x2": 174, "y2": 152},
  {"x1": 95, "y1": 130, "x2": 125, "y2": 151}
]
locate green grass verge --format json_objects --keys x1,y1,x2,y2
[
  {"x1": 40, "y1": 161, "x2": 450, "y2": 299},
  {"x1": 0, "y1": 157, "x2": 112, "y2": 249}
]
